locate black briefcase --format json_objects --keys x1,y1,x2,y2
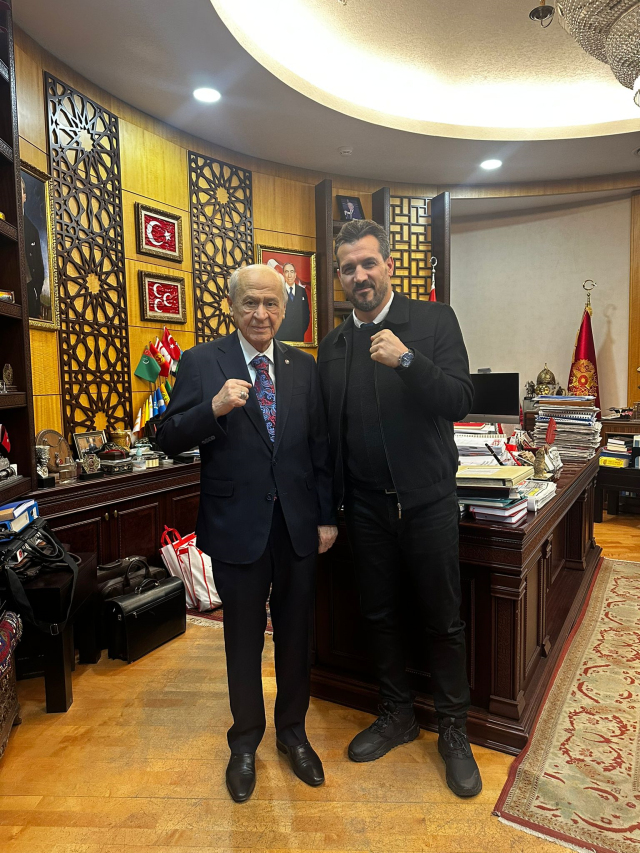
[{"x1": 105, "y1": 577, "x2": 186, "y2": 663}]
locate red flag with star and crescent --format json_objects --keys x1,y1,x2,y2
[{"x1": 567, "y1": 304, "x2": 600, "y2": 413}]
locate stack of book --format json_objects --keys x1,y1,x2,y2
[
  {"x1": 0, "y1": 499, "x2": 38, "y2": 536},
  {"x1": 457, "y1": 465, "x2": 534, "y2": 525},
  {"x1": 454, "y1": 424, "x2": 508, "y2": 467},
  {"x1": 533, "y1": 396, "x2": 601, "y2": 462},
  {"x1": 599, "y1": 434, "x2": 640, "y2": 468}
]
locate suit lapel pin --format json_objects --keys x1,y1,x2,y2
[{"x1": 285, "y1": 359, "x2": 290, "y2": 364}]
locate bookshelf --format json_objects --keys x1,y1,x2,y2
[{"x1": 0, "y1": 0, "x2": 36, "y2": 504}]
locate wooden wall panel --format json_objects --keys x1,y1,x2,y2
[
  {"x1": 19, "y1": 138, "x2": 47, "y2": 173},
  {"x1": 30, "y1": 328, "x2": 60, "y2": 396},
  {"x1": 628, "y1": 192, "x2": 640, "y2": 406},
  {"x1": 120, "y1": 120, "x2": 189, "y2": 211},
  {"x1": 254, "y1": 230, "x2": 315, "y2": 254},
  {"x1": 33, "y1": 395, "x2": 63, "y2": 436},
  {"x1": 14, "y1": 40, "x2": 47, "y2": 155},
  {"x1": 253, "y1": 173, "x2": 315, "y2": 238},
  {"x1": 122, "y1": 191, "x2": 192, "y2": 273}
]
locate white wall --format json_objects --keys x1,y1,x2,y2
[{"x1": 450, "y1": 198, "x2": 631, "y2": 413}]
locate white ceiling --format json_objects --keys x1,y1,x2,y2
[{"x1": 14, "y1": 0, "x2": 640, "y2": 186}]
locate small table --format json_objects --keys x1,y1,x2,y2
[
  {"x1": 595, "y1": 466, "x2": 640, "y2": 521},
  {"x1": 15, "y1": 552, "x2": 100, "y2": 712}
]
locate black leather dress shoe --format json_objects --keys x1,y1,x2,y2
[
  {"x1": 276, "y1": 740, "x2": 325, "y2": 786},
  {"x1": 226, "y1": 753, "x2": 256, "y2": 803}
]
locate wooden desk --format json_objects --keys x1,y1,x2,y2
[{"x1": 311, "y1": 458, "x2": 601, "y2": 755}]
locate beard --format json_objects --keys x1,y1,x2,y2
[{"x1": 348, "y1": 280, "x2": 388, "y2": 313}]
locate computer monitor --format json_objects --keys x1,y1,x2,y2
[{"x1": 460, "y1": 372, "x2": 520, "y2": 424}]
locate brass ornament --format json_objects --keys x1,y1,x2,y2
[
  {"x1": 81, "y1": 453, "x2": 101, "y2": 474},
  {"x1": 2, "y1": 363, "x2": 13, "y2": 386}
]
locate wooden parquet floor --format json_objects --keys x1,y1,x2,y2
[{"x1": 0, "y1": 512, "x2": 637, "y2": 853}]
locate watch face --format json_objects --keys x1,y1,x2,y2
[{"x1": 400, "y1": 351, "x2": 414, "y2": 368}]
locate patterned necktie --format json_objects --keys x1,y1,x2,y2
[
  {"x1": 288, "y1": 287, "x2": 294, "y2": 303},
  {"x1": 250, "y1": 355, "x2": 276, "y2": 443},
  {"x1": 359, "y1": 321, "x2": 377, "y2": 331}
]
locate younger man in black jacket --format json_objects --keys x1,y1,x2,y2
[{"x1": 317, "y1": 220, "x2": 481, "y2": 797}]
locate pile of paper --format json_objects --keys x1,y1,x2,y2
[
  {"x1": 533, "y1": 396, "x2": 601, "y2": 462},
  {"x1": 454, "y1": 424, "x2": 509, "y2": 467}
]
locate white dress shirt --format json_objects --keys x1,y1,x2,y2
[
  {"x1": 237, "y1": 330, "x2": 276, "y2": 390},
  {"x1": 352, "y1": 291, "x2": 394, "y2": 328}
]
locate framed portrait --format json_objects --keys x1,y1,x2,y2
[
  {"x1": 139, "y1": 271, "x2": 187, "y2": 323},
  {"x1": 22, "y1": 163, "x2": 60, "y2": 330},
  {"x1": 135, "y1": 202, "x2": 183, "y2": 263},
  {"x1": 72, "y1": 429, "x2": 107, "y2": 458},
  {"x1": 255, "y1": 246, "x2": 317, "y2": 348},
  {"x1": 336, "y1": 195, "x2": 364, "y2": 222}
]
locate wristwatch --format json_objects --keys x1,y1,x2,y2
[{"x1": 397, "y1": 349, "x2": 415, "y2": 370}]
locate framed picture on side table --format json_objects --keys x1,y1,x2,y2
[
  {"x1": 255, "y1": 246, "x2": 317, "y2": 348},
  {"x1": 139, "y1": 271, "x2": 187, "y2": 323},
  {"x1": 22, "y1": 162, "x2": 60, "y2": 330},
  {"x1": 135, "y1": 202, "x2": 183, "y2": 263}
]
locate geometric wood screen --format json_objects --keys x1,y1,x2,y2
[
  {"x1": 45, "y1": 73, "x2": 132, "y2": 440},
  {"x1": 188, "y1": 152, "x2": 253, "y2": 343},
  {"x1": 388, "y1": 195, "x2": 433, "y2": 301}
]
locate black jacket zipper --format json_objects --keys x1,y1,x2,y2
[
  {"x1": 337, "y1": 331, "x2": 349, "y2": 511},
  {"x1": 374, "y1": 362, "x2": 402, "y2": 519}
]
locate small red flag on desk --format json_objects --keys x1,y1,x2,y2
[
  {"x1": 567, "y1": 303, "x2": 600, "y2": 413},
  {"x1": 0, "y1": 424, "x2": 10, "y2": 454}
]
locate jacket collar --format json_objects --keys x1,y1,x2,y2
[{"x1": 336, "y1": 290, "x2": 410, "y2": 344}]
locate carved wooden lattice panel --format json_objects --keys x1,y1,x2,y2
[
  {"x1": 389, "y1": 196, "x2": 432, "y2": 300},
  {"x1": 189, "y1": 152, "x2": 254, "y2": 342},
  {"x1": 45, "y1": 74, "x2": 132, "y2": 439}
]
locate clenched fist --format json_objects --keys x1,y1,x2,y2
[
  {"x1": 318, "y1": 525, "x2": 338, "y2": 554},
  {"x1": 212, "y1": 379, "x2": 253, "y2": 418},
  {"x1": 369, "y1": 329, "x2": 408, "y2": 368}
]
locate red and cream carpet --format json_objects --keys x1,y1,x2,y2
[{"x1": 495, "y1": 557, "x2": 640, "y2": 853}]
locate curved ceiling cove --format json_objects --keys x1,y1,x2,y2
[{"x1": 212, "y1": 0, "x2": 640, "y2": 140}]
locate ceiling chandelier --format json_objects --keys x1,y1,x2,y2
[{"x1": 529, "y1": 0, "x2": 640, "y2": 107}]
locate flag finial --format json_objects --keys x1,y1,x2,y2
[{"x1": 582, "y1": 279, "x2": 596, "y2": 314}]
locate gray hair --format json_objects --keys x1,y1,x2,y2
[
  {"x1": 228, "y1": 264, "x2": 287, "y2": 305},
  {"x1": 334, "y1": 219, "x2": 391, "y2": 261}
]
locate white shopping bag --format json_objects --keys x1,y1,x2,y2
[{"x1": 160, "y1": 526, "x2": 221, "y2": 612}]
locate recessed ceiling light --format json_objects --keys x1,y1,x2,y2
[
  {"x1": 480, "y1": 159, "x2": 502, "y2": 170},
  {"x1": 193, "y1": 87, "x2": 221, "y2": 103}
]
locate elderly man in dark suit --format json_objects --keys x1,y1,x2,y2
[
  {"x1": 157, "y1": 264, "x2": 337, "y2": 803},
  {"x1": 276, "y1": 262, "x2": 311, "y2": 343}
]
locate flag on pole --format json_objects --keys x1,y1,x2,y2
[
  {"x1": 148, "y1": 341, "x2": 170, "y2": 378},
  {"x1": 162, "y1": 327, "x2": 181, "y2": 361},
  {"x1": 155, "y1": 337, "x2": 173, "y2": 375},
  {"x1": 152, "y1": 390, "x2": 158, "y2": 418},
  {"x1": 134, "y1": 349, "x2": 161, "y2": 383},
  {"x1": 429, "y1": 283, "x2": 437, "y2": 302},
  {"x1": 133, "y1": 406, "x2": 142, "y2": 434},
  {"x1": 160, "y1": 383, "x2": 170, "y2": 406},
  {"x1": 144, "y1": 395, "x2": 151, "y2": 425},
  {"x1": 156, "y1": 387, "x2": 166, "y2": 415},
  {"x1": 165, "y1": 379, "x2": 172, "y2": 397},
  {"x1": 568, "y1": 297, "x2": 600, "y2": 412}
]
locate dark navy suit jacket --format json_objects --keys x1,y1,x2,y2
[{"x1": 156, "y1": 331, "x2": 334, "y2": 564}]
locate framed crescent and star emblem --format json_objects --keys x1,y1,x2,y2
[
  {"x1": 135, "y1": 202, "x2": 183, "y2": 262},
  {"x1": 139, "y1": 270, "x2": 187, "y2": 323}
]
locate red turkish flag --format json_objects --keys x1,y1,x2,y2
[
  {"x1": 0, "y1": 424, "x2": 10, "y2": 454},
  {"x1": 143, "y1": 213, "x2": 176, "y2": 253},
  {"x1": 429, "y1": 283, "x2": 437, "y2": 302},
  {"x1": 567, "y1": 306, "x2": 600, "y2": 412}
]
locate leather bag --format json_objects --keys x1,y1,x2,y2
[
  {"x1": 0, "y1": 517, "x2": 78, "y2": 635},
  {"x1": 104, "y1": 576, "x2": 186, "y2": 663},
  {"x1": 97, "y1": 556, "x2": 167, "y2": 600}
]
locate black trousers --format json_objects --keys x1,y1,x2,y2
[
  {"x1": 211, "y1": 501, "x2": 316, "y2": 754},
  {"x1": 344, "y1": 488, "x2": 470, "y2": 720}
]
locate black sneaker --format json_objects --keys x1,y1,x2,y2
[
  {"x1": 437, "y1": 717, "x2": 482, "y2": 797},
  {"x1": 348, "y1": 702, "x2": 420, "y2": 762}
]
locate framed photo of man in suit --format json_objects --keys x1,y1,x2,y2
[
  {"x1": 22, "y1": 163, "x2": 60, "y2": 330},
  {"x1": 255, "y1": 246, "x2": 317, "y2": 347}
]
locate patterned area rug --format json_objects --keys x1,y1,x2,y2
[
  {"x1": 495, "y1": 557, "x2": 640, "y2": 853},
  {"x1": 187, "y1": 605, "x2": 273, "y2": 634}
]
